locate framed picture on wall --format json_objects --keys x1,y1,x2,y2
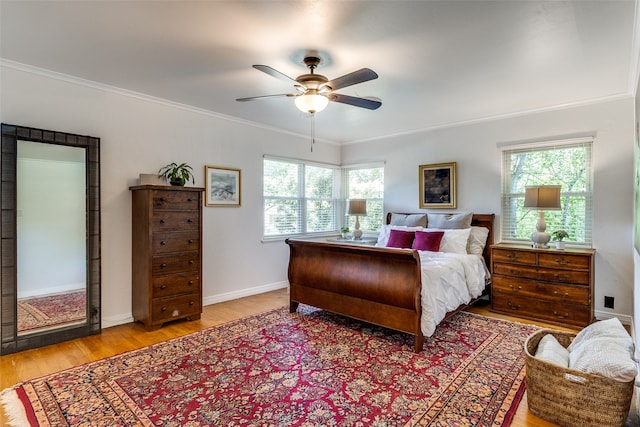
[
  {"x1": 419, "y1": 162, "x2": 456, "y2": 209},
  {"x1": 205, "y1": 166, "x2": 241, "y2": 207}
]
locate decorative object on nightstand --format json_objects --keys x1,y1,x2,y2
[
  {"x1": 552, "y1": 229, "x2": 569, "y2": 250},
  {"x1": 523, "y1": 185, "x2": 561, "y2": 248},
  {"x1": 340, "y1": 226, "x2": 350, "y2": 239},
  {"x1": 347, "y1": 199, "x2": 367, "y2": 240},
  {"x1": 490, "y1": 243, "x2": 595, "y2": 328}
]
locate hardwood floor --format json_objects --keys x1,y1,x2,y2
[{"x1": 0, "y1": 288, "x2": 633, "y2": 426}]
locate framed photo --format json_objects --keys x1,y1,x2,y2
[
  {"x1": 419, "y1": 162, "x2": 456, "y2": 209},
  {"x1": 205, "y1": 166, "x2": 241, "y2": 207}
]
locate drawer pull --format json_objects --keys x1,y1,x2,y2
[
  {"x1": 554, "y1": 257, "x2": 570, "y2": 265},
  {"x1": 188, "y1": 260, "x2": 194, "y2": 265},
  {"x1": 553, "y1": 274, "x2": 571, "y2": 281},
  {"x1": 187, "y1": 219, "x2": 193, "y2": 223},
  {"x1": 508, "y1": 284, "x2": 522, "y2": 291},
  {"x1": 189, "y1": 301, "x2": 194, "y2": 306},
  {"x1": 161, "y1": 306, "x2": 167, "y2": 312},
  {"x1": 160, "y1": 198, "x2": 166, "y2": 202},
  {"x1": 553, "y1": 311, "x2": 569, "y2": 319},
  {"x1": 160, "y1": 219, "x2": 165, "y2": 224},
  {"x1": 188, "y1": 280, "x2": 194, "y2": 285},
  {"x1": 508, "y1": 269, "x2": 522, "y2": 275},
  {"x1": 553, "y1": 290, "x2": 569, "y2": 297},
  {"x1": 161, "y1": 263, "x2": 167, "y2": 268},
  {"x1": 507, "y1": 301, "x2": 520, "y2": 310},
  {"x1": 188, "y1": 198, "x2": 193, "y2": 202},
  {"x1": 160, "y1": 285, "x2": 167, "y2": 290},
  {"x1": 507, "y1": 253, "x2": 519, "y2": 260},
  {"x1": 188, "y1": 239, "x2": 194, "y2": 244},
  {"x1": 160, "y1": 241, "x2": 166, "y2": 246}
]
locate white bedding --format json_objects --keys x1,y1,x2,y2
[{"x1": 417, "y1": 250, "x2": 488, "y2": 337}]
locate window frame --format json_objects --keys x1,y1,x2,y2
[
  {"x1": 500, "y1": 137, "x2": 593, "y2": 246},
  {"x1": 263, "y1": 157, "x2": 384, "y2": 240}
]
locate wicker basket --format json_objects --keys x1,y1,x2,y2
[{"x1": 524, "y1": 329, "x2": 635, "y2": 427}]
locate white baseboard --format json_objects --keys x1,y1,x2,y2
[
  {"x1": 101, "y1": 281, "x2": 290, "y2": 329},
  {"x1": 102, "y1": 314, "x2": 134, "y2": 329},
  {"x1": 202, "y1": 281, "x2": 289, "y2": 306},
  {"x1": 17, "y1": 283, "x2": 85, "y2": 299},
  {"x1": 594, "y1": 309, "x2": 633, "y2": 325}
]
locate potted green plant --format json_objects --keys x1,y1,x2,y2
[
  {"x1": 158, "y1": 162, "x2": 195, "y2": 186},
  {"x1": 552, "y1": 230, "x2": 569, "y2": 250},
  {"x1": 340, "y1": 226, "x2": 350, "y2": 239}
]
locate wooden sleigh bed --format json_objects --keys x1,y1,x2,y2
[{"x1": 286, "y1": 213, "x2": 495, "y2": 352}]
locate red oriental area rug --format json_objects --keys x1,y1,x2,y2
[
  {"x1": 17, "y1": 290, "x2": 86, "y2": 333},
  {"x1": 1, "y1": 306, "x2": 539, "y2": 426}
]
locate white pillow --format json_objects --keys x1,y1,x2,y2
[
  {"x1": 375, "y1": 225, "x2": 424, "y2": 247},
  {"x1": 427, "y1": 212, "x2": 473, "y2": 229},
  {"x1": 567, "y1": 318, "x2": 633, "y2": 352},
  {"x1": 467, "y1": 226, "x2": 489, "y2": 256},
  {"x1": 427, "y1": 227, "x2": 471, "y2": 254},
  {"x1": 569, "y1": 337, "x2": 637, "y2": 382},
  {"x1": 535, "y1": 334, "x2": 570, "y2": 367}
]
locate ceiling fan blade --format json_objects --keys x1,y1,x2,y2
[
  {"x1": 236, "y1": 94, "x2": 296, "y2": 102},
  {"x1": 253, "y1": 65, "x2": 298, "y2": 85},
  {"x1": 328, "y1": 94, "x2": 382, "y2": 110},
  {"x1": 323, "y1": 68, "x2": 378, "y2": 91}
]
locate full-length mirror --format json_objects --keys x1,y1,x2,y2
[{"x1": 1, "y1": 124, "x2": 101, "y2": 354}]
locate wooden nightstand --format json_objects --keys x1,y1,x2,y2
[{"x1": 490, "y1": 243, "x2": 595, "y2": 328}]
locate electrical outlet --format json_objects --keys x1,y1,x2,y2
[{"x1": 604, "y1": 296, "x2": 614, "y2": 309}]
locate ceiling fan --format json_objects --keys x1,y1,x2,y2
[{"x1": 236, "y1": 56, "x2": 382, "y2": 113}]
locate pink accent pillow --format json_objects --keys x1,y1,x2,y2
[
  {"x1": 412, "y1": 230, "x2": 445, "y2": 251},
  {"x1": 386, "y1": 229, "x2": 415, "y2": 248}
]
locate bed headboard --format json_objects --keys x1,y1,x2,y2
[{"x1": 385, "y1": 212, "x2": 495, "y2": 266}]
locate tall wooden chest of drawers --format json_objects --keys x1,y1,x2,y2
[
  {"x1": 491, "y1": 243, "x2": 595, "y2": 328},
  {"x1": 130, "y1": 185, "x2": 205, "y2": 330}
]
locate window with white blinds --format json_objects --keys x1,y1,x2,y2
[
  {"x1": 501, "y1": 138, "x2": 593, "y2": 245},
  {"x1": 263, "y1": 158, "x2": 385, "y2": 239},
  {"x1": 263, "y1": 158, "x2": 339, "y2": 238},
  {"x1": 342, "y1": 164, "x2": 385, "y2": 232}
]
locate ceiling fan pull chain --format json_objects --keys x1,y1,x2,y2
[{"x1": 310, "y1": 113, "x2": 316, "y2": 152}]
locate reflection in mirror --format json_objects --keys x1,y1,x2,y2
[
  {"x1": 17, "y1": 141, "x2": 87, "y2": 335},
  {"x1": 1, "y1": 124, "x2": 101, "y2": 354}
]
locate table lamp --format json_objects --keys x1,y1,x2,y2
[
  {"x1": 347, "y1": 199, "x2": 367, "y2": 240},
  {"x1": 523, "y1": 185, "x2": 561, "y2": 248}
]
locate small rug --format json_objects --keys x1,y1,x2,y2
[
  {"x1": 1, "y1": 306, "x2": 539, "y2": 426},
  {"x1": 17, "y1": 290, "x2": 86, "y2": 333}
]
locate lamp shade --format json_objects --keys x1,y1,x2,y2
[
  {"x1": 524, "y1": 185, "x2": 561, "y2": 210},
  {"x1": 294, "y1": 93, "x2": 329, "y2": 113},
  {"x1": 347, "y1": 199, "x2": 367, "y2": 216}
]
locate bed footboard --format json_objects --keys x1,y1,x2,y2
[{"x1": 285, "y1": 239, "x2": 424, "y2": 352}]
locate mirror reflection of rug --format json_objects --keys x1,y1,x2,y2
[
  {"x1": 17, "y1": 290, "x2": 86, "y2": 333},
  {"x1": 1, "y1": 306, "x2": 539, "y2": 426}
]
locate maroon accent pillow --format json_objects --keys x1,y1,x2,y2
[
  {"x1": 413, "y1": 230, "x2": 445, "y2": 251},
  {"x1": 386, "y1": 229, "x2": 415, "y2": 248}
]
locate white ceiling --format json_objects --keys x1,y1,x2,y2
[{"x1": 1, "y1": 1, "x2": 638, "y2": 144}]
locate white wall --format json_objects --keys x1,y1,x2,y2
[
  {"x1": 2, "y1": 62, "x2": 636, "y2": 326},
  {"x1": 1, "y1": 63, "x2": 340, "y2": 327},
  {"x1": 343, "y1": 98, "x2": 636, "y2": 321}
]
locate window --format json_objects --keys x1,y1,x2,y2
[
  {"x1": 263, "y1": 158, "x2": 385, "y2": 239},
  {"x1": 263, "y1": 158, "x2": 339, "y2": 238},
  {"x1": 343, "y1": 164, "x2": 385, "y2": 232},
  {"x1": 501, "y1": 138, "x2": 592, "y2": 245}
]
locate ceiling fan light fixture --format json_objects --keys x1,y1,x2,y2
[{"x1": 295, "y1": 93, "x2": 329, "y2": 113}]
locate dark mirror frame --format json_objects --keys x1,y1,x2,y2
[{"x1": 1, "y1": 123, "x2": 101, "y2": 354}]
